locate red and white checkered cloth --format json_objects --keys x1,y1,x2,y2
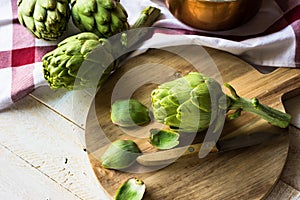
[{"x1": 1, "y1": 0, "x2": 300, "y2": 110}]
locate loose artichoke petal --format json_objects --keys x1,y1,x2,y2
[
  {"x1": 111, "y1": 99, "x2": 151, "y2": 127},
  {"x1": 149, "y1": 129, "x2": 179, "y2": 150},
  {"x1": 101, "y1": 140, "x2": 141, "y2": 170},
  {"x1": 115, "y1": 178, "x2": 146, "y2": 200}
]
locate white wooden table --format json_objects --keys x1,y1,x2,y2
[{"x1": 0, "y1": 84, "x2": 300, "y2": 199}]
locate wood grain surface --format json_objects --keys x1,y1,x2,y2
[{"x1": 85, "y1": 46, "x2": 300, "y2": 200}]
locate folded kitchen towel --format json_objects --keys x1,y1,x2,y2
[{"x1": 0, "y1": 0, "x2": 300, "y2": 110}]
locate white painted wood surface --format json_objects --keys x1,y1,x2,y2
[
  {"x1": 0, "y1": 144, "x2": 79, "y2": 200},
  {"x1": 0, "y1": 93, "x2": 109, "y2": 200},
  {"x1": 0, "y1": 82, "x2": 299, "y2": 199}
]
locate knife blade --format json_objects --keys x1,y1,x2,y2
[{"x1": 136, "y1": 132, "x2": 287, "y2": 166}]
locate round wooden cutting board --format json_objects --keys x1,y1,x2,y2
[{"x1": 85, "y1": 46, "x2": 300, "y2": 200}]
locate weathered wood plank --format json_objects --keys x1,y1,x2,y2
[
  {"x1": 0, "y1": 144, "x2": 78, "y2": 199},
  {"x1": 280, "y1": 126, "x2": 300, "y2": 191},
  {"x1": 284, "y1": 94, "x2": 300, "y2": 129},
  {"x1": 0, "y1": 95, "x2": 109, "y2": 200},
  {"x1": 266, "y1": 180, "x2": 300, "y2": 200},
  {"x1": 30, "y1": 86, "x2": 95, "y2": 128}
]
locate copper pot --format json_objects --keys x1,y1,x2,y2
[{"x1": 165, "y1": 0, "x2": 263, "y2": 31}]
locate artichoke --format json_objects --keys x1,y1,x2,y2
[
  {"x1": 42, "y1": 32, "x2": 117, "y2": 89},
  {"x1": 17, "y1": 0, "x2": 70, "y2": 40},
  {"x1": 151, "y1": 72, "x2": 291, "y2": 132},
  {"x1": 71, "y1": 0, "x2": 129, "y2": 38},
  {"x1": 42, "y1": 6, "x2": 161, "y2": 90}
]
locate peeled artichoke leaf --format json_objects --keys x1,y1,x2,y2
[
  {"x1": 101, "y1": 140, "x2": 141, "y2": 170},
  {"x1": 149, "y1": 129, "x2": 179, "y2": 150},
  {"x1": 115, "y1": 178, "x2": 146, "y2": 200}
]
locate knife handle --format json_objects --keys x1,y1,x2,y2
[
  {"x1": 182, "y1": 142, "x2": 219, "y2": 157},
  {"x1": 136, "y1": 142, "x2": 219, "y2": 166}
]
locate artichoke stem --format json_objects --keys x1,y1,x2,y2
[
  {"x1": 116, "y1": 6, "x2": 161, "y2": 60},
  {"x1": 224, "y1": 83, "x2": 291, "y2": 128},
  {"x1": 132, "y1": 6, "x2": 161, "y2": 29}
]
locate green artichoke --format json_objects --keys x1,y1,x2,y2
[
  {"x1": 42, "y1": 6, "x2": 161, "y2": 90},
  {"x1": 42, "y1": 32, "x2": 117, "y2": 89},
  {"x1": 71, "y1": 0, "x2": 129, "y2": 38},
  {"x1": 151, "y1": 72, "x2": 291, "y2": 132},
  {"x1": 17, "y1": 0, "x2": 70, "y2": 40}
]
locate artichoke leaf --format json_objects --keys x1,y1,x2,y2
[
  {"x1": 111, "y1": 99, "x2": 151, "y2": 127},
  {"x1": 149, "y1": 129, "x2": 179, "y2": 150},
  {"x1": 101, "y1": 140, "x2": 141, "y2": 170},
  {"x1": 115, "y1": 178, "x2": 146, "y2": 200}
]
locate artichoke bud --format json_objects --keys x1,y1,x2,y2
[
  {"x1": 149, "y1": 129, "x2": 179, "y2": 150},
  {"x1": 151, "y1": 72, "x2": 225, "y2": 132},
  {"x1": 111, "y1": 99, "x2": 151, "y2": 127},
  {"x1": 115, "y1": 178, "x2": 146, "y2": 200},
  {"x1": 17, "y1": 0, "x2": 70, "y2": 40},
  {"x1": 42, "y1": 32, "x2": 117, "y2": 90},
  {"x1": 71, "y1": 0, "x2": 129, "y2": 38},
  {"x1": 101, "y1": 140, "x2": 142, "y2": 170}
]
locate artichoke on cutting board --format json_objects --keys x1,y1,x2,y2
[
  {"x1": 17, "y1": 0, "x2": 70, "y2": 40},
  {"x1": 151, "y1": 72, "x2": 291, "y2": 132}
]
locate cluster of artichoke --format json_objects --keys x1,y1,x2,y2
[
  {"x1": 17, "y1": 0, "x2": 129, "y2": 41},
  {"x1": 18, "y1": 0, "x2": 161, "y2": 90}
]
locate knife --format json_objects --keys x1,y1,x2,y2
[{"x1": 136, "y1": 132, "x2": 287, "y2": 166}]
